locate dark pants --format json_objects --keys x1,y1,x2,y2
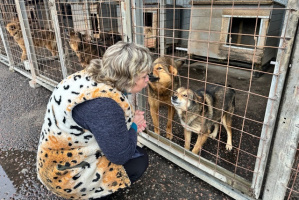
[
  {"x1": 123, "y1": 146, "x2": 149, "y2": 183},
  {"x1": 93, "y1": 147, "x2": 148, "y2": 200}
]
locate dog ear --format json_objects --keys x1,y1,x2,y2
[{"x1": 168, "y1": 65, "x2": 178, "y2": 76}]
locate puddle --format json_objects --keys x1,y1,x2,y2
[
  {"x1": 0, "y1": 165, "x2": 16, "y2": 199},
  {"x1": 0, "y1": 149, "x2": 61, "y2": 199}
]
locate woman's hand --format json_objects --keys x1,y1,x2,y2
[{"x1": 133, "y1": 110, "x2": 147, "y2": 132}]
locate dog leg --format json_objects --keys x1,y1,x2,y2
[
  {"x1": 149, "y1": 100, "x2": 160, "y2": 135},
  {"x1": 209, "y1": 123, "x2": 219, "y2": 139},
  {"x1": 166, "y1": 105, "x2": 175, "y2": 140},
  {"x1": 192, "y1": 134, "x2": 209, "y2": 154},
  {"x1": 184, "y1": 129, "x2": 192, "y2": 150},
  {"x1": 20, "y1": 46, "x2": 27, "y2": 61},
  {"x1": 223, "y1": 115, "x2": 233, "y2": 151}
]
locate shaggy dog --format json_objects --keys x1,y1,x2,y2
[
  {"x1": 171, "y1": 85, "x2": 235, "y2": 154},
  {"x1": 6, "y1": 17, "x2": 57, "y2": 61}
]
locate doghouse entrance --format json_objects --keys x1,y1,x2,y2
[
  {"x1": 144, "y1": 12, "x2": 153, "y2": 27},
  {"x1": 144, "y1": 11, "x2": 157, "y2": 48},
  {"x1": 90, "y1": 13, "x2": 99, "y2": 34},
  {"x1": 227, "y1": 17, "x2": 261, "y2": 49}
]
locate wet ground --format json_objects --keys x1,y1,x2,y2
[{"x1": 0, "y1": 64, "x2": 233, "y2": 199}]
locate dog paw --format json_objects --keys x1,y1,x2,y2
[
  {"x1": 184, "y1": 146, "x2": 190, "y2": 151},
  {"x1": 166, "y1": 133, "x2": 173, "y2": 140},
  {"x1": 226, "y1": 144, "x2": 233, "y2": 151},
  {"x1": 209, "y1": 132, "x2": 217, "y2": 139}
]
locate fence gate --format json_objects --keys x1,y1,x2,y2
[{"x1": 0, "y1": 0, "x2": 298, "y2": 199}]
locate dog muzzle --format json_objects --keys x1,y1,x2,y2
[
  {"x1": 148, "y1": 73, "x2": 160, "y2": 82},
  {"x1": 171, "y1": 96, "x2": 179, "y2": 106}
]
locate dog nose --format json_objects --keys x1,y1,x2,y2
[
  {"x1": 148, "y1": 73, "x2": 154, "y2": 78},
  {"x1": 172, "y1": 95, "x2": 177, "y2": 101}
]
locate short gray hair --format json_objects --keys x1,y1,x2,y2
[{"x1": 86, "y1": 41, "x2": 152, "y2": 92}]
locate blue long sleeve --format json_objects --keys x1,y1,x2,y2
[{"x1": 72, "y1": 97, "x2": 137, "y2": 165}]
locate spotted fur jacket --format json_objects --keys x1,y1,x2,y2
[{"x1": 36, "y1": 70, "x2": 134, "y2": 199}]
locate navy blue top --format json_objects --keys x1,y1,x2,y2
[{"x1": 72, "y1": 97, "x2": 138, "y2": 165}]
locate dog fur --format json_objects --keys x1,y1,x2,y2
[
  {"x1": 99, "y1": 31, "x2": 122, "y2": 47},
  {"x1": 6, "y1": 17, "x2": 57, "y2": 61},
  {"x1": 148, "y1": 56, "x2": 183, "y2": 139},
  {"x1": 171, "y1": 85, "x2": 235, "y2": 154},
  {"x1": 69, "y1": 30, "x2": 106, "y2": 68}
]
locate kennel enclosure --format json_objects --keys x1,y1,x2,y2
[{"x1": 0, "y1": 0, "x2": 299, "y2": 199}]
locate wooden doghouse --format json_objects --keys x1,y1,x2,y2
[
  {"x1": 188, "y1": 0, "x2": 285, "y2": 76},
  {"x1": 70, "y1": 2, "x2": 120, "y2": 39},
  {"x1": 143, "y1": 3, "x2": 181, "y2": 49}
]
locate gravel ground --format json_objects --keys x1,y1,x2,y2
[{"x1": 0, "y1": 64, "x2": 233, "y2": 199}]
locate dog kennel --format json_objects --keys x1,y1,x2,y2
[
  {"x1": 188, "y1": 0, "x2": 286, "y2": 75},
  {"x1": 143, "y1": 3, "x2": 181, "y2": 49}
]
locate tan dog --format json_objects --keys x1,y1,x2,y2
[
  {"x1": 6, "y1": 17, "x2": 57, "y2": 61},
  {"x1": 171, "y1": 85, "x2": 235, "y2": 154},
  {"x1": 148, "y1": 57, "x2": 183, "y2": 139}
]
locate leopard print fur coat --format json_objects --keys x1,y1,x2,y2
[{"x1": 37, "y1": 70, "x2": 133, "y2": 199}]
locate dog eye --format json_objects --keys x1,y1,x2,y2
[{"x1": 157, "y1": 67, "x2": 162, "y2": 70}]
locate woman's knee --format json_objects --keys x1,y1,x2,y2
[{"x1": 124, "y1": 147, "x2": 149, "y2": 183}]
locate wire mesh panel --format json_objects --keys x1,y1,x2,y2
[
  {"x1": 0, "y1": 0, "x2": 31, "y2": 76},
  {"x1": 55, "y1": 0, "x2": 123, "y2": 76},
  {"x1": 132, "y1": 0, "x2": 293, "y2": 199}
]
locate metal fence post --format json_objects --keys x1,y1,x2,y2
[
  {"x1": 15, "y1": 0, "x2": 39, "y2": 88},
  {"x1": 48, "y1": 0, "x2": 68, "y2": 79},
  {"x1": 131, "y1": 0, "x2": 143, "y2": 45},
  {"x1": 0, "y1": 10, "x2": 15, "y2": 70},
  {"x1": 121, "y1": 0, "x2": 133, "y2": 43},
  {"x1": 159, "y1": 0, "x2": 166, "y2": 56},
  {"x1": 262, "y1": 3, "x2": 299, "y2": 199}
]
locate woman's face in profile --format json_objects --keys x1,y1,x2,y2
[{"x1": 130, "y1": 72, "x2": 149, "y2": 94}]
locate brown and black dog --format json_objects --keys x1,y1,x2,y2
[
  {"x1": 69, "y1": 30, "x2": 106, "y2": 68},
  {"x1": 171, "y1": 85, "x2": 235, "y2": 154},
  {"x1": 148, "y1": 57, "x2": 183, "y2": 140},
  {"x1": 6, "y1": 17, "x2": 57, "y2": 61},
  {"x1": 99, "y1": 30, "x2": 122, "y2": 47}
]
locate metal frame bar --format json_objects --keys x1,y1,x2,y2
[
  {"x1": 262, "y1": 2, "x2": 299, "y2": 200},
  {"x1": 252, "y1": 0, "x2": 299, "y2": 197},
  {"x1": 138, "y1": 131, "x2": 254, "y2": 200},
  {"x1": 131, "y1": 0, "x2": 144, "y2": 45},
  {"x1": 121, "y1": 0, "x2": 133, "y2": 43},
  {"x1": 159, "y1": 0, "x2": 166, "y2": 56},
  {"x1": 49, "y1": 0, "x2": 68, "y2": 79},
  {"x1": 15, "y1": 0, "x2": 39, "y2": 87}
]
